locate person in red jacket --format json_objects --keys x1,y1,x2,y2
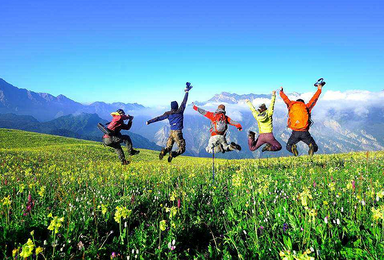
[
  {"x1": 280, "y1": 84, "x2": 323, "y2": 156},
  {"x1": 193, "y1": 103, "x2": 242, "y2": 153},
  {"x1": 102, "y1": 109, "x2": 140, "y2": 165}
]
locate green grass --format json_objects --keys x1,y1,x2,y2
[{"x1": 1, "y1": 129, "x2": 384, "y2": 259}]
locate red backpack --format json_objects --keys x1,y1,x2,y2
[{"x1": 212, "y1": 113, "x2": 228, "y2": 135}]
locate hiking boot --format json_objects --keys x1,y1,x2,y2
[
  {"x1": 291, "y1": 144, "x2": 299, "y2": 156},
  {"x1": 130, "y1": 149, "x2": 140, "y2": 156},
  {"x1": 121, "y1": 160, "x2": 130, "y2": 165},
  {"x1": 168, "y1": 152, "x2": 177, "y2": 163},
  {"x1": 308, "y1": 143, "x2": 315, "y2": 157},
  {"x1": 248, "y1": 131, "x2": 256, "y2": 140},
  {"x1": 230, "y1": 142, "x2": 242, "y2": 151},
  {"x1": 262, "y1": 144, "x2": 271, "y2": 152},
  {"x1": 159, "y1": 149, "x2": 166, "y2": 160}
]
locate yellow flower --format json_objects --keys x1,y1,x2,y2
[
  {"x1": 48, "y1": 216, "x2": 65, "y2": 234},
  {"x1": 12, "y1": 248, "x2": 19, "y2": 258},
  {"x1": 19, "y1": 238, "x2": 34, "y2": 258},
  {"x1": 101, "y1": 204, "x2": 107, "y2": 215},
  {"x1": 170, "y1": 191, "x2": 176, "y2": 202},
  {"x1": 323, "y1": 201, "x2": 328, "y2": 206},
  {"x1": 329, "y1": 182, "x2": 335, "y2": 191},
  {"x1": 165, "y1": 206, "x2": 177, "y2": 219},
  {"x1": 35, "y1": 246, "x2": 44, "y2": 255},
  {"x1": 160, "y1": 220, "x2": 167, "y2": 231},
  {"x1": 30, "y1": 230, "x2": 34, "y2": 236},
  {"x1": 38, "y1": 186, "x2": 46, "y2": 197},
  {"x1": 114, "y1": 206, "x2": 132, "y2": 224},
  {"x1": 299, "y1": 188, "x2": 312, "y2": 207},
  {"x1": 371, "y1": 206, "x2": 384, "y2": 221},
  {"x1": 2, "y1": 195, "x2": 11, "y2": 207}
]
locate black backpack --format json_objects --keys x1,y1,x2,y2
[{"x1": 97, "y1": 123, "x2": 113, "y2": 136}]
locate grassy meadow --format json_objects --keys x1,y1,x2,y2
[{"x1": 0, "y1": 128, "x2": 384, "y2": 259}]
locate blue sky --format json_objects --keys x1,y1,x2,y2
[{"x1": 1, "y1": 0, "x2": 383, "y2": 105}]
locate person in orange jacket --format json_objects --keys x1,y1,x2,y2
[
  {"x1": 193, "y1": 103, "x2": 242, "y2": 153},
  {"x1": 280, "y1": 84, "x2": 323, "y2": 156}
]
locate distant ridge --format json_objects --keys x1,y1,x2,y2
[{"x1": 0, "y1": 78, "x2": 145, "y2": 121}]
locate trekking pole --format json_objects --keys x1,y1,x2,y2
[{"x1": 212, "y1": 146, "x2": 215, "y2": 183}]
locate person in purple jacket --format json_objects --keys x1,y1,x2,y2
[{"x1": 146, "y1": 82, "x2": 193, "y2": 162}]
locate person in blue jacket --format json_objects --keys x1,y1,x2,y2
[{"x1": 146, "y1": 82, "x2": 193, "y2": 162}]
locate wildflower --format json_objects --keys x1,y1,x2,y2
[
  {"x1": 165, "y1": 206, "x2": 177, "y2": 219},
  {"x1": 20, "y1": 238, "x2": 34, "y2": 258},
  {"x1": 177, "y1": 199, "x2": 181, "y2": 209},
  {"x1": 299, "y1": 188, "x2": 313, "y2": 207},
  {"x1": 324, "y1": 216, "x2": 328, "y2": 224},
  {"x1": 160, "y1": 220, "x2": 167, "y2": 231},
  {"x1": 283, "y1": 223, "x2": 288, "y2": 233},
  {"x1": 48, "y1": 216, "x2": 65, "y2": 234},
  {"x1": 12, "y1": 248, "x2": 19, "y2": 258},
  {"x1": 101, "y1": 204, "x2": 107, "y2": 215},
  {"x1": 111, "y1": 252, "x2": 117, "y2": 258},
  {"x1": 23, "y1": 193, "x2": 35, "y2": 216},
  {"x1": 2, "y1": 195, "x2": 11, "y2": 206},
  {"x1": 38, "y1": 186, "x2": 46, "y2": 197},
  {"x1": 36, "y1": 246, "x2": 44, "y2": 255},
  {"x1": 114, "y1": 206, "x2": 132, "y2": 224},
  {"x1": 336, "y1": 218, "x2": 340, "y2": 225},
  {"x1": 371, "y1": 206, "x2": 384, "y2": 221},
  {"x1": 168, "y1": 240, "x2": 176, "y2": 250}
]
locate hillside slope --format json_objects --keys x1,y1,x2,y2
[{"x1": 1, "y1": 129, "x2": 384, "y2": 259}]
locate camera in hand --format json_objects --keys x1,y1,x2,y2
[{"x1": 314, "y1": 78, "x2": 326, "y2": 87}]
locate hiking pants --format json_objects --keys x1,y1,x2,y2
[
  {"x1": 205, "y1": 135, "x2": 236, "y2": 154},
  {"x1": 286, "y1": 130, "x2": 318, "y2": 153},
  {"x1": 163, "y1": 130, "x2": 186, "y2": 158},
  {"x1": 248, "y1": 133, "x2": 282, "y2": 152},
  {"x1": 103, "y1": 134, "x2": 133, "y2": 162}
]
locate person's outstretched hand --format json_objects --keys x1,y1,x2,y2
[
  {"x1": 317, "y1": 85, "x2": 323, "y2": 91},
  {"x1": 238, "y1": 127, "x2": 243, "y2": 131},
  {"x1": 280, "y1": 87, "x2": 283, "y2": 92},
  {"x1": 272, "y1": 90, "x2": 276, "y2": 95},
  {"x1": 146, "y1": 121, "x2": 149, "y2": 125},
  {"x1": 245, "y1": 99, "x2": 250, "y2": 103}
]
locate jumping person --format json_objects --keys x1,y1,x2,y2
[
  {"x1": 102, "y1": 109, "x2": 140, "y2": 165},
  {"x1": 146, "y1": 82, "x2": 193, "y2": 162},
  {"x1": 246, "y1": 90, "x2": 282, "y2": 152},
  {"x1": 280, "y1": 83, "x2": 323, "y2": 156},
  {"x1": 193, "y1": 103, "x2": 242, "y2": 153}
]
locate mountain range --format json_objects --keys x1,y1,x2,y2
[
  {"x1": 0, "y1": 112, "x2": 161, "y2": 151},
  {"x1": 1, "y1": 78, "x2": 384, "y2": 159}
]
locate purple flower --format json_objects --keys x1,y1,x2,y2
[
  {"x1": 352, "y1": 180, "x2": 356, "y2": 190},
  {"x1": 283, "y1": 223, "x2": 288, "y2": 233},
  {"x1": 313, "y1": 181, "x2": 316, "y2": 188},
  {"x1": 111, "y1": 252, "x2": 117, "y2": 258}
]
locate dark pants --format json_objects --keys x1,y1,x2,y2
[
  {"x1": 286, "y1": 131, "x2": 318, "y2": 153},
  {"x1": 163, "y1": 130, "x2": 186, "y2": 158},
  {"x1": 248, "y1": 133, "x2": 282, "y2": 152},
  {"x1": 103, "y1": 134, "x2": 133, "y2": 162}
]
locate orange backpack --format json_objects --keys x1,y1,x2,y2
[{"x1": 288, "y1": 102, "x2": 310, "y2": 130}]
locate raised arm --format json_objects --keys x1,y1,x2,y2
[
  {"x1": 279, "y1": 87, "x2": 292, "y2": 108},
  {"x1": 146, "y1": 112, "x2": 170, "y2": 125},
  {"x1": 246, "y1": 99, "x2": 259, "y2": 120},
  {"x1": 267, "y1": 91, "x2": 276, "y2": 116},
  {"x1": 178, "y1": 92, "x2": 189, "y2": 112},
  {"x1": 306, "y1": 87, "x2": 322, "y2": 112},
  {"x1": 193, "y1": 104, "x2": 214, "y2": 120},
  {"x1": 227, "y1": 116, "x2": 242, "y2": 131}
]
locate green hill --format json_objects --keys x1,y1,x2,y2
[{"x1": 0, "y1": 129, "x2": 383, "y2": 259}]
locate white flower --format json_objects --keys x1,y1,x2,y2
[
  {"x1": 361, "y1": 200, "x2": 365, "y2": 206},
  {"x1": 324, "y1": 217, "x2": 328, "y2": 224},
  {"x1": 243, "y1": 230, "x2": 247, "y2": 235},
  {"x1": 337, "y1": 219, "x2": 340, "y2": 225},
  {"x1": 341, "y1": 207, "x2": 344, "y2": 212}
]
